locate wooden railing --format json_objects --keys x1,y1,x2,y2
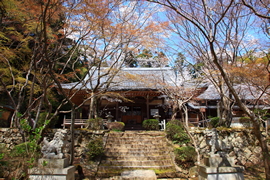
[
  {"x1": 159, "y1": 119, "x2": 166, "y2": 131},
  {"x1": 62, "y1": 117, "x2": 88, "y2": 129},
  {"x1": 62, "y1": 117, "x2": 168, "y2": 130}
]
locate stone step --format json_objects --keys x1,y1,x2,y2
[
  {"x1": 100, "y1": 159, "x2": 174, "y2": 166},
  {"x1": 105, "y1": 141, "x2": 166, "y2": 147},
  {"x1": 97, "y1": 132, "x2": 177, "y2": 178},
  {"x1": 105, "y1": 139, "x2": 167, "y2": 145},
  {"x1": 109, "y1": 132, "x2": 165, "y2": 137},
  {"x1": 104, "y1": 150, "x2": 170, "y2": 157},
  {"x1": 105, "y1": 143, "x2": 168, "y2": 149},
  {"x1": 98, "y1": 165, "x2": 175, "y2": 171},
  {"x1": 104, "y1": 147, "x2": 167, "y2": 152},
  {"x1": 106, "y1": 136, "x2": 166, "y2": 140},
  {"x1": 96, "y1": 171, "x2": 177, "y2": 179},
  {"x1": 107, "y1": 134, "x2": 165, "y2": 138},
  {"x1": 103, "y1": 155, "x2": 171, "y2": 161},
  {"x1": 97, "y1": 165, "x2": 177, "y2": 178},
  {"x1": 96, "y1": 169, "x2": 177, "y2": 179},
  {"x1": 107, "y1": 136, "x2": 166, "y2": 142}
]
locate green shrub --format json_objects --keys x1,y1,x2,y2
[
  {"x1": 10, "y1": 142, "x2": 40, "y2": 158},
  {"x1": 107, "y1": 122, "x2": 125, "y2": 131},
  {"x1": 188, "y1": 123, "x2": 195, "y2": 127},
  {"x1": 239, "y1": 117, "x2": 251, "y2": 127},
  {"x1": 119, "y1": 122, "x2": 125, "y2": 127},
  {"x1": 87, "y1": 137, "x2": 104, "y2": 161},
  {"x1": 142, "y1": 119, "x2": 159, "y2": 130},
  {"x1": 86, "y1": 117, "x2": 103, "y2": 130},
  {"x1": 166, "y1": 120, "x2": 190, "y2": 145},
  {"x1": 174, "y1": 146, "x2": 196, "y2": 169},
  {"x1": 0, "y1": 144, "x2": 7, "y2": 177},
  {"x1": 112, "y1": 129, "x2": 122, "y2": 132},
  {"x1": 210, "y1": 117, "x2": 219, "y2": 128}
]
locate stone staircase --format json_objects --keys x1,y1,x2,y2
[
  {"x1": 97, "y1": 131, "x2": 177, "y2": 178},
  {"x1": 124, "y1": 124, "x2": 144, "y2": 130}
]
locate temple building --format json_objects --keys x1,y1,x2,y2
[
  {"x1": 61, "y1": 66, "x2": 269, "y2": 129},
  {"x1": 61, "y1": 67, "x2": 188, "y2": 128}
]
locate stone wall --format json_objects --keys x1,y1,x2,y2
[
  {"x1": 0, "y1": 128, "x2": 106, "y2": 158},
  {"x1": 0, "y1": 128, "x2": 23, "y2": 149},
  {"x1": 43, "y1": 129, "x2": 106, "y2": 158},
  {"x1": 0, "y1": 128, "x2": 268, "y2": 166},
  {"x1": 191, "y1": 128, "x2": 268, "y2": 166}
]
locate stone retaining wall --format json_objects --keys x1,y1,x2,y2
[
  {"x1": 0, "y1": 128, "x2": 23, "y2": 149},
  {"x1": 191, "y1": 128, "x2": 268, "y2": 166},
  {"x1": 0, "y1": 128, "x2": 268, "y2": 166},
  {"x1": 0, "y1": 128, "x2": 106, "y2": 158}
]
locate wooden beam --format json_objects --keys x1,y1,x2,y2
[
  {"x1": 116, "y1": 102, "x2": 119, "y2": 121},
  {"x1": 147, "y1": 95, "x2": 149, "y2": 119}
]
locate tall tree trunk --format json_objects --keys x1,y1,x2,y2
[
  {"x1": 95, "y1": 97, "x2": 99, "y2": 118},
  {"x1": 219, "y1": 83, "x2": 234, "y2": 127},
  {"x1": 218, "y1": 81, "x2": 225, "y2": 125},
  {"x1": 89, "y1": 92, "x2": 95, "y2": 119},
  {"x1": 171, "y1": 105, "x2": 178, "y2": 121},
  {"x1": 70, "y1": 105, "x2": 75, "y2": 165},
  {"x1": 227, "y1": 92, "x2": 234, "y2": 127},
  {"x1": 182, "y1": 104, "x2": 200, "y2": 165},
  {"x1": 183, "y1": 104, "x2": 189, "y2": 130}
]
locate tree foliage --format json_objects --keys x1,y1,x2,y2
[
  {"x1": 0, "y1": 0, "x2": 167, "y2": 165},
  {"x1": 147, "y1": 0, "x2": 270, "y2": 178}
]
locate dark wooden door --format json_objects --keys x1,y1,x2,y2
[{"x1": 122, "y1": 106, "x2": 142, "y2": 124}]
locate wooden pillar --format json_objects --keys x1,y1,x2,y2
[
  {"x1": 197, "y1": 113, "x2": 199, "y2": 126},
  {"x1": 116, "y1": 102, "x2": 119, "y2": 121},
  {"x1": 147, "y1": 95, "x2": 149, "y2": 119}
]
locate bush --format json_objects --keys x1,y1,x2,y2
[
  {"x1": 85, "y1": 117, "x2": 103, "y2": 130},
  {"x1": 10, "y1": 142, "x2": 40, "y2": 158},
  {"x1": 107, "y1": 122, "x2": 125, "y2": 131},
  {"x1": 210, "y1": 117, "x2": 219, "y2": 128},
  {"x1": 239, "y1": 117, "x2": 251, "y2": 127},
  {"x1": 87, "y1": 137, "x2": 104, "y2": 161},
  {"x1": 166, "y1": 120, "x2": 190, "y2": 145},
  {"x1": 174, "y1": 146, "x2": 196, "y2": 169},
  {"x1": 142, "y1": 119, "x2": 159, "y2": 130},
  {"x1": 0, "y1": 144, "x2": 7, "y2": 177},
  {"x1": 119, "y1": 122, "x2": 125, "y2": 126},
  {"x1": 188, "y1": 123, "x2": 195, "y2": 127}
]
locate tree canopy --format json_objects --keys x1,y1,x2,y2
[{"x1": 0, "y1": 0, "x2": 270, "y2": 175}]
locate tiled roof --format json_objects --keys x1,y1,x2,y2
[
  {"x1": 61, "y1": 67, "x2": 266, "y2": 102},
  {"x1": 109, "y1": 67, "x2": 177, "y2": 90},
  {"x1": 61, "y1": 67, "x2": 178, "y2": 91},
  {"x1": 196, "y1": 84, "x2": 267, "y2": 100}
]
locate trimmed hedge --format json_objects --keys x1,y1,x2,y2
[
  {"x1": 142, "y1": 119, "x2": 159, "y2": 130},
  {"x1": 210, "y1": 117, "x2": 219, "y2": 128},
  {"x1": 166, "y1": 120, "x2": 190, "y2": 145}
]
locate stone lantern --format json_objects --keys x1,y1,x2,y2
[
  {"x1": 106, "y1": 112, "x2": 114, "y2": 123},
  {"x1": 153, "y1": 112, "x2": 161, "y2": 121}
]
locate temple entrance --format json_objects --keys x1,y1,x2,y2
[{"x1": 122, "y1": 106, "x2": 142, "y2": 125}]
